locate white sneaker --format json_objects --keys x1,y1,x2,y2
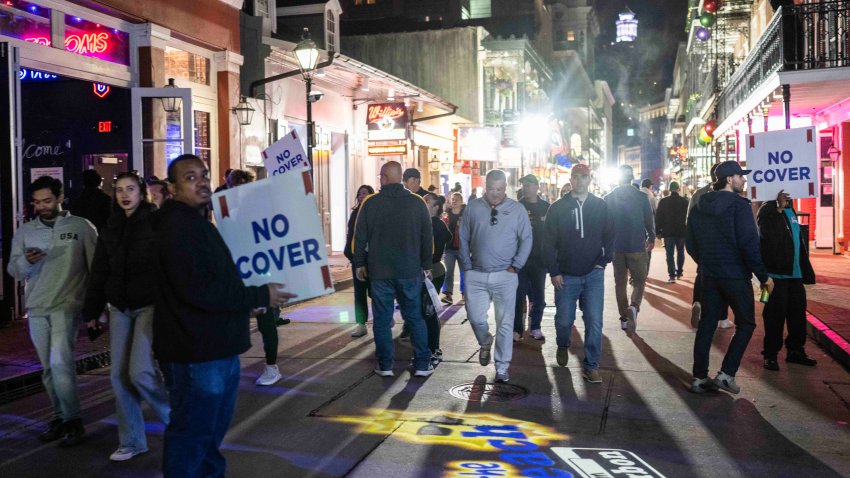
[
  {"x1": 350, "y1": 324, "x2": 368, "y2": 337},
  {"x1": 717, "y1": 319, "x2": 734, "y2": 329},
  {"x1": 414, "y1": 364, "x2": 435, "y2": 377},
  {"x1": 529, "y1": 329, "x2": 544, "y2": 340},
  {"x1": 626, "y1": 306, "x2": 638, "y2": 337},
  {"x1": 109, "y1": 447, "x2": 148, "y2": 461},
  {"x1": 374, "y1": 367, "x2": 394, "y2": 377},
  {"x1": 255, "y1": 364, "x2": 282, "y2": 386},
  {"x1": 691, "y1": 302, "x2": 701, "y2": 328},
  {"x1": 713, "y1": 371, "x2": 740, "y2": 394},
  {"x1": 513, "y1": 331, "x2": 523, "y2": 343}
]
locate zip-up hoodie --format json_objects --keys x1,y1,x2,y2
[
  {"x1": 686, "y1": 190, "x2": 769, "y2": 283},
  {"x1": 604, "y1": 184, "x2": 655, "y2": 253},
  {"x1": 7, "y1": 212, "x2": 97, "y2": 316},
  {"x1": 545, "y1": 193, "x2": 614, "y2": 277},
  {"x1": 459, "y1": 196, "x2": 532, "y2": 272},
  {"x1": 353, "y1": 183, "x2": 432, "y2": 280}
]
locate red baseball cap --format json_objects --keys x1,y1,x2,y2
[{"x1": 571, "y1": 164, "x2": 591, "y2": 177}]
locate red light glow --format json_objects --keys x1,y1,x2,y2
[
  {"x1": 25, "y1": 32, "x2": 111, "y2": 55},
  {"x1": 98, "y1": 121, "x2": 112, "y2": 133}
]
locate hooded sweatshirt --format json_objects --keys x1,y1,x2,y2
[
  {"x1": 7, "y1": 212, "x2": 97, "y2": 316},
  {"x1": 353, "y1": 183, "x2": 433, "y2": 280},
  {"x1": 546, "y1": 193, "x2": 614, "y2": 277},
  {"x1": 459, "y1": 196, "x2": 532, "y2": 272},
  {"x1": 686, "y1": 190, "x2": 769, "y2": 283}
]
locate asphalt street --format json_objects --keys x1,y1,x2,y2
[{"x1": 1, "y1": 252, "x2": 849, "y2": 477}]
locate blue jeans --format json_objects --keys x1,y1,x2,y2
[
  {"x1": 370, "y1": 277, "x2": 430, "y2": 371},
  {"x1": 514, "y1": 263, "x2": 547, "y2": 333},
  {"x1": 664, "y1": 237, "x2": 686, "y2": 278},
  {"x1": 693, "y1": 277, "x2": 755, "y2": 378},
  {"x1": 553, "y1": 268, "x2": 605, "y2": 370},
  {"x1": 161, "y1": 356, "x2": 241, "y2": 478},
  {"x1": 442, "y1": 249, "x2": 464, "y2": 295},
  {"x1": 109, "y1": 305, "x2": 170, "y2": 452},
  {"x1": 351, "y1": 264, "x2": 369, "y2": 325},
  {"x1": 29, "y1": 309, "x2": 80, "y2": 421}
]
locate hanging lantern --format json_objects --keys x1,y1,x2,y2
[
  {"x1": 704, "y1": 0, "x2": 719, "y2": 13},
  {"x1": 700, "y1": 12, "x2": 716, "y2": 28},
  {"x1": 696, "y1": 27, "x2": 712, "y2": 42},
  {"x1": 704, "y1": 119, "x2": 718, "y2": 135}
]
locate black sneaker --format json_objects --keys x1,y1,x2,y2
[
  {"x1": 763, "y1": 358, "x2": 780, "y2": 371},
  {"x1": 275, "y1": 317, "x2": 291, "y2": 326},
  {"x1": 38, "y1": 418, "x2": 64, "y2": 443},
  {"x1": 786, "y1": 351, "x2": 817, "y2": 366},
  {"x1": 59, "y1": 418, "x2": 85, "y2": 447}
]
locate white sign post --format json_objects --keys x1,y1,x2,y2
[
  {"x1": 743, "y1": 127, "x2": 818, "y2": 201},
  {"x1": 212, "y1": 171, "x2": 333, "y2": 303},
  {"x1": 262, "y1": 129, "x2": 312, "y2": 177}
]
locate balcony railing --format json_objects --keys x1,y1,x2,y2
[{"x1": 717, "y1": 1, "x2": 850, "y2": 122}]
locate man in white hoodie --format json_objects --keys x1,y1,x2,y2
[{"x1": 7, "y1": 176, "x2": 97, "y2": 447}]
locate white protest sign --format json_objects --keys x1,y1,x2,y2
[
  {"x1": 212, "y1": 171, "x2": 334, "y2": 302},
  {"x1": 743, "y1": 127, "x2": 818, "y2": 201},
  {"x1": 262, "y1": 129, "x2": 312, "y2": 177}
]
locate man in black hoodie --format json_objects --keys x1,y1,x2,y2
[
  {"x1": 354, "y1": 161, "x2": 434, "y2": 377},
  {"x1": 655, "y1": 181, "x2": 689, "y2": 282},
  {"x1": 757, "y1": 190, "x2": 817, "y2": 371},
  {"x1": 152, "y1": 154, "x2": 295, "y2": 477},
  {"x1": 687, "y1": 161, "x2": 774, "y2": 394}
]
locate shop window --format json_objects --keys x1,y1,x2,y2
[
  {"x1": 2, "y1": 1, "x2": 50, "y2": 44},
  {"x1": 63, "y1": 15, "x2": 130, "y2": 65},
  {"x1": 326, "y1": 10, "x2": 336, "y2": 51},
  {"x1": 567, "y1": 31, "x2": 575, "y2": 42},
  {"x1": 165, "y1": 47, "x2": 210, "y2": 86},
  {"x1": 194, "y1": 111, "x2": 211, "y2": 164}
]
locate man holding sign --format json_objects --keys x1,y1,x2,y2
[
  {"x1": 152, "y1": 154, "x2": 295, "y2": 478},
  {"x1": 353, "y1": 161, "x2": 435, "y2": 377}
]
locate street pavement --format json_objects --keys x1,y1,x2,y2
[{"x1": 1, "y1": 250, "x2": 849, "y2": 477}]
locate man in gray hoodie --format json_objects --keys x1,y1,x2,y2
[
  {"x1": 8, "y1": 176, "x2": 97, "y2": 446},
  {"x1": 459, "y1": 169, "x2": 532, "y2": 383}
]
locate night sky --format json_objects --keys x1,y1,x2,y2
[{"x1": 595, "y1": 0, "x2": 689, "y2": 105}]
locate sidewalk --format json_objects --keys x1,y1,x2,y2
[
  {"x1": 805, "y1": 249, "x2": 850, "y2": 370},
  {"x1": 0, "y1": 253, "x2": 353, "y2": 405}
]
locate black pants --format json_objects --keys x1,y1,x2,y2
[
  {"x1": 423, "y1": 275, "x2": 445, "y2": 353},
  {"x1": 352, "y1": 264, "x2": 369, "y2": 325},
  {"x1": 693, "y1": 271, "x2": 728, "y2": 321},
  {"x1": 693, "y1": 278, "x2": 755, "y2": 378},
  {"x1": 762, "y1": 278, "x2": 807, "y2": 360},
  {"x1": 257, "y1": 307, "x2": 280, "y2": 365}
]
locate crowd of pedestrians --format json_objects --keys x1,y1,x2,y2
[{"x1": 4, "y1": 155, "x2": 820, "y2": 476}]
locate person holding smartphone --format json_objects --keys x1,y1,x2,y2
[
  {"x1": 8, "y1": 175, "x2": 97, "y2": 447},
  {"x1": 81, "y1": 171, "x2": 170, "y2": 461}
]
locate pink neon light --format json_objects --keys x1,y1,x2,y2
[{"x1": 25, "y1": 32, "x2": 111, "y2": 55}]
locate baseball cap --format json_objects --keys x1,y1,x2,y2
[
  {"x1": 518, "y1": 174, "x2": 539, "y2": 184},
  {"x1": 571, "y1": 164, "x2": 591, "y2": 176},
  {"x1": 402, "y1": 168, "x2": 421, "y2": 181},
  {"x1": 715, "y1": 160, "x2": 751, "y2": 180}
]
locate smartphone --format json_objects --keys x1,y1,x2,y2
[{"x1": 25, "y1": 247, "x2": 43, "y2": 254}]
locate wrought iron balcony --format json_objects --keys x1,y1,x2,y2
[{"x1": 717, "y1": 1, "x2": 850, "y2": 122}]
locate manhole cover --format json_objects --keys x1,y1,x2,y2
[{"x1": 449, "y1": 382, "x2": 528, "y2": 402}]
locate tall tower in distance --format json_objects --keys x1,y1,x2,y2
[{"x1": 615, "y1": 6, "x2": 638, "y2": 43}]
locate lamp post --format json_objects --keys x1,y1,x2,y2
[
  {"x1": 828, "y1": 143, "x2": 841, "y2": 255},
  {"x1": 294, "y1": 27, "x2": 320, "y2": 172}
]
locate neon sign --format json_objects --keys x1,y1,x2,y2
[
  {"x1": 25, "y1": 32, "x2": 111, "y2": 55},
  {"x1": 366, "y1": 102, "x2": 409, "y2": 141},
  {"x1": 93, "y1": 83, "x2": 111, "y2": 98},
  {"x1": 19, "y1": 68, "x2": 59, "y2": 81}
]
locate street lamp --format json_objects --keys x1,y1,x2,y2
[
  {"x1": 231, "y1": 96, "x2": 255, "y2": 126},
  {"x1": 161, "y1": 78, "x2": 180, "y2": 113},
  {"x1": 828, "y1": 143, "x2": 841, "y2": 255},
  {"x1": 294, "y1": 27, "x2": 320, "y2": 171}
]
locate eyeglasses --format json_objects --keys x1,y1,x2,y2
[{"x1": 490, "y1": 207, "x2": 498, "y2": 226}]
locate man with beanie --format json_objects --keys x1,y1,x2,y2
[
  {"x1": 687, "y1": 160, "x2": 774, "y2": 394},
  {"x1": 655, "y1": 181, "x2": 689, "y2": 282}
]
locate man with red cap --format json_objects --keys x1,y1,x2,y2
[{"x1": 545, "y1": 164, "x2": 614, "y2": 383}]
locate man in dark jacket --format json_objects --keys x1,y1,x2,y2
[
  {"x1": 514, "y1": 174, "x2": 551, "y2": 341},
  {"x1": 655, "y1": 181, "x2": 689, "y2": 282},
  {"x1": 152, "y1": 154, "x2": 294, "y2": 477},
  {"x1": 546, "y1": 164, "x2": 614, "y2": 384},
  {"x1": 354, "y1": 161, "x2": 434, "y2": 377},
  {"x1": 757, "y1": 189, "x2": 817, "y2": 371},
  {"x1": 687, "y1": 160, "x2": 774, "y2": 394},
  {"x1": 403, "y1": 167, "x2": 428, "y2": 197},
  {"x1": 69, "y1": 169, "x2": 112, "y2": 231}
]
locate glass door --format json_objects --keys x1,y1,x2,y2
[{"x1": 130, "y1": 86, "x2": 193, "y2": 180}]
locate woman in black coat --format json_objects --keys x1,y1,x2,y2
[
  {"x1": 82, "y1": 172, "x2": 169, "y2": 462},
  {"x1": 345, "y1": 185, "x2": 375, "y2": 338}
]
